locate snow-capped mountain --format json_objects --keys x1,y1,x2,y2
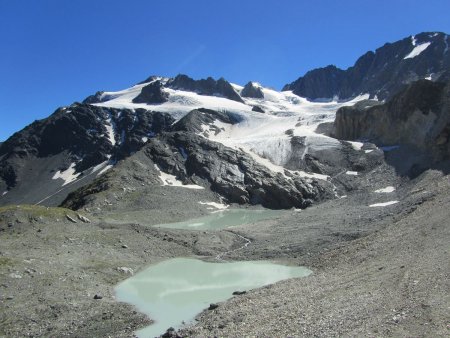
[
  {"x1": 284, "y1": 32, "x2": 450, "y2": 100},
  {"x1": 0, "y1": 74, "x2": 373, "y2": 208},
  {"x1": 1, "y1": 32, "x2": 449, "y2": 210},
  {"x1": 90, "y1": 76, "x2": 370, "y2": 172}
]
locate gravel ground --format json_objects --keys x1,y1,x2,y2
[
  {"x1": 0, "y1": 169, "x2": 449, "y2": 337},
  {"x1": 179, "y1": 170, "x2": 450, "y2": 337},
  {"x1": 0, "y1": 206, "x2": 239, "y2": 337}
]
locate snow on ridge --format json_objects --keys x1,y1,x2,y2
[
  {"x1": 411, "y1": 35, "x2": 417, "y2": 46},
  {"x1": 404, "y1": 42, "x2": 431, "y2": 59},
  {"x1": 52, "y1": 163, "x2": 80, "y2": 186},
  {"x1": 94, "y1": 79, "x2": 369, "y2": 122},
  {"x1": 95, "y1": 86, "x2": 252, "y2": 121},
  {"x1": 93, "y1": 80, "x2": 370, "y2": 183},
  {"x1": 230, "y1": 83, "x2": 244, "y2": 92},
  {"x1": 348, "y1": 141, "x2": 364, "y2": 151}
]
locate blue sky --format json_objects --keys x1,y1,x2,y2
[{"x1": 1, "y1": 0, "x2": 450, "y2": 141}]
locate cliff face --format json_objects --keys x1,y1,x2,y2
[{"x1": 334, "y1": 80, "x2": 450, "y2": 164}]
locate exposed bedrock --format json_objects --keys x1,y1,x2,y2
[
  {"x1": 334, "y1": 79, "x2": 450, "y2": 175},
  {"x1": 143, "y1": 132, "x2": 335, "y2": 209}
]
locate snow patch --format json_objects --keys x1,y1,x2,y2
[
  {"x1": 52, "y1": 163, "x2": 80, "y2": 186},
  {"x1": 142, "y1": 137, "x2": 148, "y2": 143},
  {"x1": 404, "y1": 42, "x2": 431, "y2": 59},
  {"x1": 346, "y1": 171, "x2": 358, "y2": 176},
  {"x1": 97, "y1": 165, "x2": 113, "y2": 176},
  {"x1": 90, "y1": 161, "x2": 114, "y2": 176},
  {"x1": 369, "y1": 200, "x2": 399, "y2": 207},
  {"x1": 198, "y1": 201, "x2": 228, "y2": 210},
  {"x1": 155, "y1": 165, "x2": 204, "y2": 189},
  {"x1": 2, "y1": 191, "x2": 7, "y2": 196},
  {"x1": 230, "y1": 83, "x2": 244, "y2": 92},
  {"x1": 374, "y1": 186, "x2": 395, "y2": 193},
  {"x1": 348, "y1": 141, "x2": 364, "y2": 151},
  {"x1": 365, "y1": 149, "x2": 374, "y2": 154},
  {"x1": 105, "y1": 116, "x2": 116, "y2": 146}
]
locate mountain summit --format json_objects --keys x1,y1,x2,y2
[{"x1": 283, "y1": 32, "x2": 450, "y2": 100}]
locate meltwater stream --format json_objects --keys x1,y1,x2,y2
[{"x1": 115, "y1": 209, "x2": 312, "y2": 337}]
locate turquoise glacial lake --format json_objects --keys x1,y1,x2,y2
[
  {"x1": 153, "y1": 208, "x2": 284, "y2": 230},
  {"x1": 115, "y1": 258, "x2": 312, "y2": 337}
]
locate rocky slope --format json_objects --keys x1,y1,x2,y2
[
  {"x1": 333, "y1": 79, "x2": 450, "y2": 176},
  {"x1": 284, "y1": 32, "x2": 450, "y2": 100},
  {"x1": 60, "y1": 107, "x2": 342, "y2": 211},
  {"x1": 179, "y1": 170, "x2": 450, "y2": 338},
  {"x1": 0, "y1": 104, "x2": 174, "y2": 206}
]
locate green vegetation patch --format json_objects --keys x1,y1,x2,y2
[{"x1": 0, "y1": 204, "x2": 77, "y2": 219}]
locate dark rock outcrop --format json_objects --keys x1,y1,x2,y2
[
  {"x1": 132, "y1": 80, "x2": 169, "y2": 104},
  {"x1": 142, "y1": 131, "x2": 334, "y2": 209},
  {"x1": 284, "y1": 32, "x2": 450, "y2": 100},
  {"x1": 241, "y1": 82, "x2": 264, "y2": 98},
  {"x1": 173, "y1": 108, "x2": 242, "y2": 134},
  {"x1": 82, "y1": 91, "x2": 106, "y2": 104},
  {"x1": 334, "y1": 79, "x2": 450, "y2": 174},
  {"x1": 252, "y1": 105, "x2": 265, "y2": 113},
  {"x1": 166, "y1": 74, "x2": 245, "y2": 103},
  {"x1": 0, "y1": 104, "x2": 174, "y2": 206}
]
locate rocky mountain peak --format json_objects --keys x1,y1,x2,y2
[
  {"x1": 132, "y1": 80, "x2": 169, "y2": 104},
  {"x1": 284, "y1": 31, "x2": 450, "y2": 101},
  {"x1": 241, "y1": 82, "x2": 264, "y2": 98},
  {"x1": 165, "y1": 74, "x2": 244, "y2": 103}
]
